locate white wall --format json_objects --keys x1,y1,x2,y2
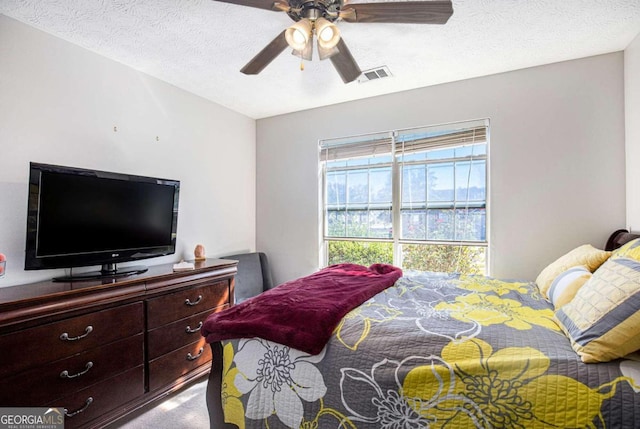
[
  {"x1": 626, "y1": 32, "x2": 640, "y2": 230},
  {"x1": 0, "y1": 16, "x2": 256, "y2": 287},
  {"x1": 257, "y1": 53, "x2": 626, "y2": 284}
]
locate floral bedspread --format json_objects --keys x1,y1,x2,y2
[{"x1": 219, "y1": 272, "x2": 640, "y2": 428}]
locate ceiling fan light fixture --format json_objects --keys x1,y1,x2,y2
[
  {"x1": 317, "y1": 42, "x2": 338, "y2": 60},
  {"x1": 285, "y1": 19, "x2": 313, "y2": 51},
  {"x1": 315, "y1": 17, "x2": 341, "y2": 49},
  {"x1": 292, "y1": 38, "x2": 313, "y2": 61},
  {"x1": 232, "y1": 0, "x2": 453, "y2": 83}
]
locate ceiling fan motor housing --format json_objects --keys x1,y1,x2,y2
[{"x1": 286, "y1": 0, "x2": 342, "y2": 22}]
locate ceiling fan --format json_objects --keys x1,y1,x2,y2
[{"x1": 211, "y1": 0, "x2": 454, "y2": 83}]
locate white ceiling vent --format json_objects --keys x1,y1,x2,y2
[{"x1": 358, "y1": 66, "x2": 392, "y2": 83}]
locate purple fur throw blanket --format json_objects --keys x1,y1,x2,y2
[{"x1": 201, "y1": 263, "x2": 402, "y2": 355}]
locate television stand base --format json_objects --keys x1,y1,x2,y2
[{"x1": 52, "y1": 265, "x2": 149, "y2": 282}]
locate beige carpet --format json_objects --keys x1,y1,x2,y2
[{"x1": 107, "y1": 379, "x2": 210, "y2": 428}]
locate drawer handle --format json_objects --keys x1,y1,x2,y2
[
  {"x1": 185, "y1": 295, "x2": 203, "y2": 306},
  {"x1": 187, "y1": 347, "x2": 204, "y2": 361},
  {"x1": 60, "y1": 361, "x2": 94, "y2": 379},
  {"x1": 185, "y1": 321, "x2": 203, "y2": 334},
  {"x1": 64, "y1": 397, "x2": 93, "y2": 418},
  {"x1": 60, "y1": 325, "x2": 93, "y2": 342}
]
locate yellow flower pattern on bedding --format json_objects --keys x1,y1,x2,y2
[
  {"x1": 219, "y1": 271, "x2": 640, "y2": 429},
  {"x1": 435, "y1": 293, "x2": 560, "y2": 331},
  {"x1": 456, "y1": 275, "x2": 532, "y2": 296},
  {"x1": 404, "y1": 339, "x2": 632, "y2": 429},
  {"x1": 221, "y1": 342, "x2": 246, "y2": 429}
]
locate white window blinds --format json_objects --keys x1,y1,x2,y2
[
  {"x1": 320, "y1": 132, "x2": 392, "y2": 162},
  {"x1": 395, "y1": 120, "x2": 488, "y2": 155}
]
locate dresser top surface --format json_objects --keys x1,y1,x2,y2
[{"x1": 0, "y1": 259, "x2": 237, "y2": 308}]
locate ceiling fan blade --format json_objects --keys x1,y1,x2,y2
[
  {"x1": 330, "y1": 39, "x2": 362, "y2": 83},
  {"x1": 211, "y1": 0, "x2": 287, "y2": 12},
  {"x1": 318, "y1": 43, "x2": 339, "y2": 60},
  {"x1": 340, "y1": 0, "x2": 453, "y2": 24},
  {"x1": 241, "y1": 30, "x2": 289, "y2": 75}
]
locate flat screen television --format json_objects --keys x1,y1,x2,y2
[{"x1": 25, "y1": 162, "x2": 180, "y2": 282}]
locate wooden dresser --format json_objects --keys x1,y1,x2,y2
[{"x1": 0, "y1": 259, "x2": 236, "y2": 429}]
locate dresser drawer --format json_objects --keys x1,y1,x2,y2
[
  {"x1": 146, "y1": 281, "x2": 229, "y2": 328},
  {"x1": 147, "y1": 306, "x2": 227, "y2": 360},
  {"x1": 148, "y1": 337, "x2": 212, "y2": 392},
  {"x1": 0, "y1": 302, "x2": 144, "y2": 377},
  {"x1": 0, "y1": 333, "x2": 143, "y2": 406},
  {"x1": 48, "y1": 365, "x2": 144, "y2": 429}
]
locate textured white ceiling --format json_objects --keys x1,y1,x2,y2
[{"x1": 2, "y1": 0, "x2": 640, "y2": 119}]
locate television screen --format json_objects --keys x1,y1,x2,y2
[{"x1": 25, "y1": 163, "x2": 180, "y2": 281}]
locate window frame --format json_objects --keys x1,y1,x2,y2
[{"x1": 319, "y1": 119, "x2": 490, "y2": 273}]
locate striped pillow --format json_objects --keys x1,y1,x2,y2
[
  {"x1": 612, "y1": 237, "x2": 640, "y2": 260},
  {"x1": 547, "y1": 266, "x2": 591, "y2": 309},
  {"x1": 535, "y1": 244, "x2": 610, "y2": 298},
  {"x1": 555, "y1": 239, "x2": 640, "y2": 363}
]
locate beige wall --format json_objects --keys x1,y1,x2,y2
[
  {"x1": 0, "y1": 16, "x2": 257, "y2": 286},
  {"x1": 257, "y1": 53, "x2": 626, "y2": 284},
  {"x1": 626, "y1": 32, "x2": 640, "y2": 230}
]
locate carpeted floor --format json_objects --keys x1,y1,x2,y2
[{"x1": 106, "y1": 379, "x2": 210, "y2": 428}]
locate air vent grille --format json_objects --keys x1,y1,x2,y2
[{"x1": 358, "y1": 66, "x2": 392, "y2": 83}]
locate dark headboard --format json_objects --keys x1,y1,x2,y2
[{"x1": 605, "y1": 229, "x2": 640, "y2": 251}]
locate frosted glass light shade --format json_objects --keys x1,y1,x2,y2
[
  {"x1": 315, "y1": 18, "x2": 340, "y2": 49},
  {"x1": 285, "y1": 19, "x2": 313, "y2": 51}
]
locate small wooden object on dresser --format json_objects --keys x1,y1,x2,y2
[{"x1": 0, "y1": 259, "x2": 237, "y2": 429}]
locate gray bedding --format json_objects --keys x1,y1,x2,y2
[{"x1": 217, "y1": 271, "x2": 640, "y2": 428}]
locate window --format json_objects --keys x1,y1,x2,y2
[{"x1": 320, "y1": 120, "x2": 489, "y2": 274}]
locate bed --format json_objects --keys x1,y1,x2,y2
[{"x1": 203, "y1": 231, "x2": 640, "y2": 429}]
